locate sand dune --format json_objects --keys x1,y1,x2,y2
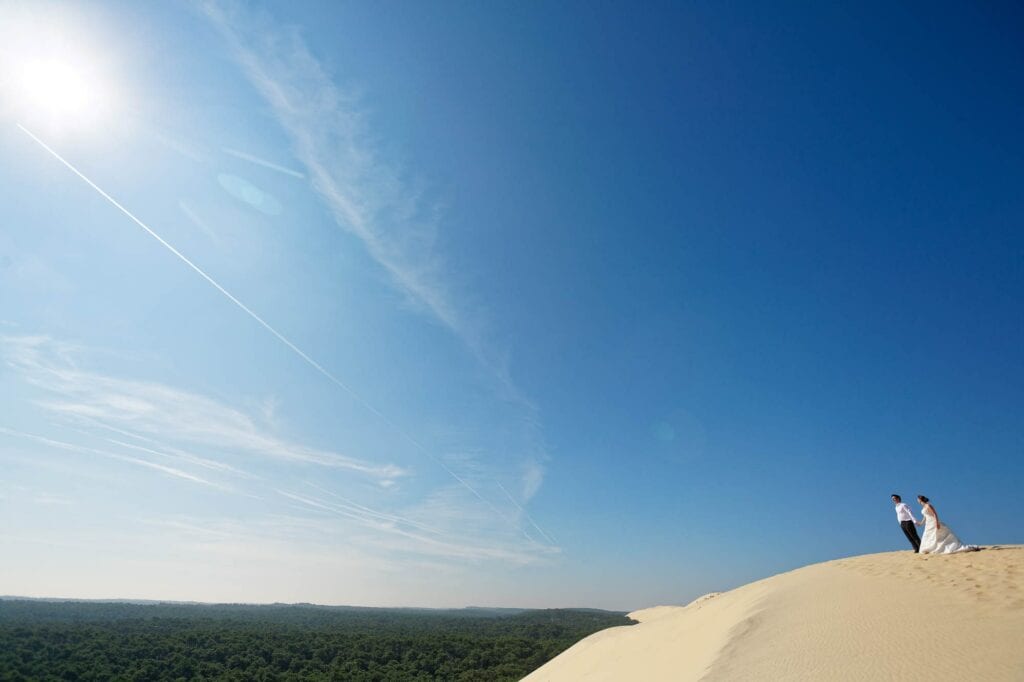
[{"x1": 524, "y1": 546, "x2": 1024, "y2": 681}]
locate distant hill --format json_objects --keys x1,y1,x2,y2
[{"x1": 0, "y1": 595, "x2": 612, "y2": 617}]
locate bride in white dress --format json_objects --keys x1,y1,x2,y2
[{"x1": 916, "y1": 495, "x2": 979, "y2": 554}]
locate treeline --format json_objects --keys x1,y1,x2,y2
[{"x1": 0, "y1": 600, "x2": 634, "y2": 680}]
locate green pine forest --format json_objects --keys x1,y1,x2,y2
[{"x1": 0, "y1": 599, "x2": 635, "y2": 680}]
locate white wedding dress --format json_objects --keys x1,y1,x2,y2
[{"x1": 918, "y1": 505, "x2": 978, "y2": 554}]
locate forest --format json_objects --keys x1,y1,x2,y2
[{"x1": 0, "y1": 599, "x2": 634, "y2": 680}]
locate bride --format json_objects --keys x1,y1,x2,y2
[{"x1": 916, "y1": 495, "x2": 979, "y2": 554}]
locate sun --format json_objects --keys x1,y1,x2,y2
[
  {"x1": 10, "y1": 53, "x2": 117, "y2": 136},
  {"x1": 1, "y1": 6, "x2": 120, "y2": 136},
  {"x1": 18, "y1": 59, "x2": 96, "y2": 121}
]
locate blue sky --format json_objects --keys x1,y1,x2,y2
[{"x1": 1, "y1": 0, "x2": 1021, "y2": 610}]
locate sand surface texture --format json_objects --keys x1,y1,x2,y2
[{"x1": 524, "y1": 546, "x2": 1024, "y2": 681}]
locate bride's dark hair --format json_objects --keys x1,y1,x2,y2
[{"x1": 917, "y1": 495, "x2": 930, "y2": 504}]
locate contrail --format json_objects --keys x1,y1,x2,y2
[
  {"x1": 0, "y1": 425, "x2": 224, "y2": 490},
  {"x1": 303, "y1": 481, "x2": 448, "y2": 537},
  {"x1": 16, "y1": 122, "x2": 539, "y2": 539},
  {"x1": 16, "y1": 124, "x2": 386, "y2": 422},
  {"x1": 223, "y1": 147, "x2": 306, "y2": 179},
  {"x1": 497, "y1": 480, "x2": 557, "y2": 545},
  {"x1": 177, "y1": 200, "x2": 221, "y2": 243},
  {"x1": 64, "y1": 420, "x2": 255, "y2": 478}
]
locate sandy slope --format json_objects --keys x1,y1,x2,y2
[{"x1": 524, "y1": 546, "x2": 1024, "y2": 681}]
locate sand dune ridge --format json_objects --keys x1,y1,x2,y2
[{"x1": 525, "y1": 546, "x2": 1024, "y2": 681}]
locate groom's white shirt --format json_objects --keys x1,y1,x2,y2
[{"x1": 895, "y1": 502, "x2": 917, "y2": 523}]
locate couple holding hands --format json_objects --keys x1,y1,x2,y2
[{"x1": 892, "y1": 494, "x2": 979, "y2": 555}]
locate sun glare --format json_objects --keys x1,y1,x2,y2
[
  {"x1": 12, "y1": 55, "x2": 114, "y2": 134},
  {"x1": 20, "y1": 60, "x2": 93, "y2": 116},
  {"x1": 1, "y1": 2, "x2": 120, "y2": 137}
]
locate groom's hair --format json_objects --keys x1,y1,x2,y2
[{"x1": 891, "y1": 494, "x2": 901, "y2": 501}]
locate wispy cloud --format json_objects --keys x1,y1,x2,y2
[
  {"x1": 137, "y1": 513, "x2": 404, "y2": 574},
  {"x1": 282, "y1": 485, "x2": 558, "y2": 565},
  {"x1": 1, "y1": 335, "x2": 405, "y2": 481},
  {"x1": 0, "y1": 425, "x2": 224, "y2": 489},
  {"x1": 202, "y1": 1, "x2": 464, "y2": 344},
  {"x1": 1, "y1": 334, "x2": 558, "y2": 566},
  {"x1": 32, "y1": 494, "x2": 74, "y2": 506},
  {"x1": 199, "y1": 0, "x2": 551, "y2": 506},
  {"x1": 102, "y1": 435, "x2": 258, "y2": 480}
]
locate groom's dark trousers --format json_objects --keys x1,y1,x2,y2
[{"x1": 900, "y1": 520, "x2": 921, "y2": 552}]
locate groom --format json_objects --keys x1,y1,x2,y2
[{"x1": 892, "y1": 494, "x2": 921, "y2": 553}]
